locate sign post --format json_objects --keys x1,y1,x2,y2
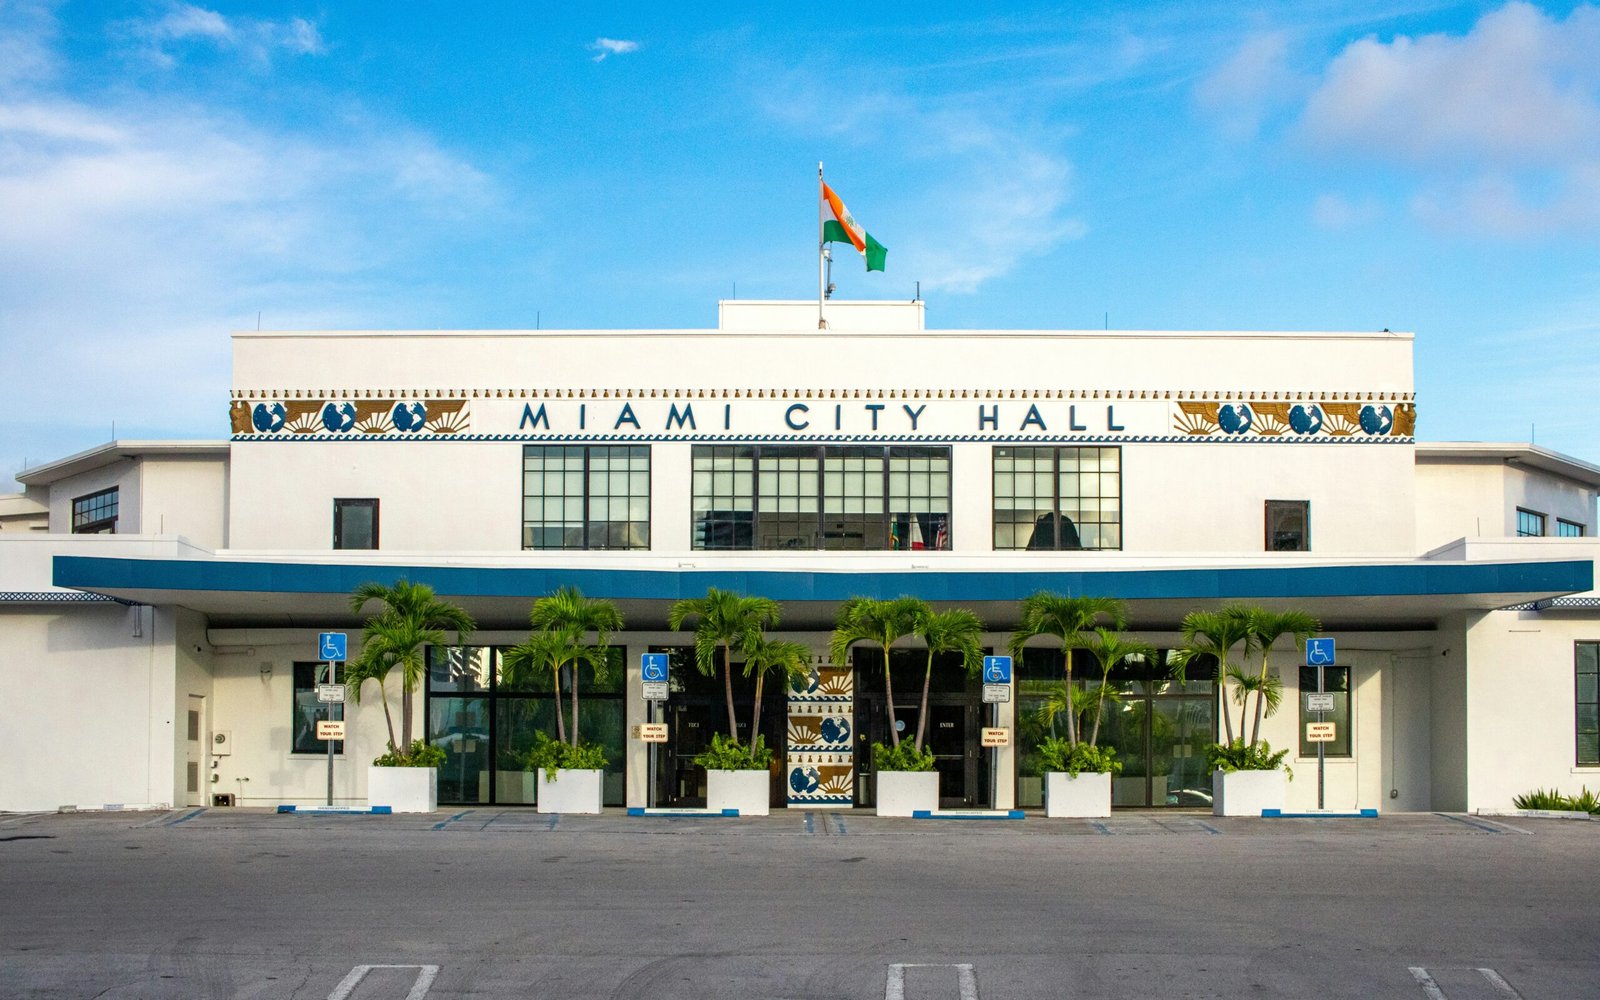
[
  {"x1": 981, "y1": 656, "x2": 1012, "y2": 809},
  {"x1": 318, "y1": 632, "x2": 348, "y2": 807},
  {"x1": 640, "y1": 653, "x2": 669, "y2": 807},
  {"x1": 1305, "y1": 637, "x2": 1335, "y2": 810}
]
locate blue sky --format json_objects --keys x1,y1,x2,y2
[{"x1": 3, "y1": 1, "x2": 1599, "y2": 489}]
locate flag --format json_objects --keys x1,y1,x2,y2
[
  {"x1": 821, "y1": 182, "x2": 887, "y2": 272},
  {"x1": 889, "y1": 519, "x2": 902, "y2": 550},
  {"x1": 909, "y1": 517, "x2": 926, "y2": 551},
  {"x1": 934, "y1": 518, "x2": 949, "y2": 551}
]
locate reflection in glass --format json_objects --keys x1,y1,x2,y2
[
  {"x1": 428, "y1": 646, "x2": 490, "y2": 693},
  {"x1": 430, "y1": 696, "x2": 489, "y2": 804}
]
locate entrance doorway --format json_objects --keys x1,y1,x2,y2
[
  {"x1": 184, "y1": 695, "x2": 205, "y2": 807},
  {"x1": 853, "y1": 650, "x2": 989, "y2": 809},
  {"x1": 650, "y1": 647, "x2": 787, "y2": 808},
  {"x1": 1016, "y1": 650, "x2": 1216, "y2": 808}
]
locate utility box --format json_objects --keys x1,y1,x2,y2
[
  {"x1": 211, "y1": 793, "x2": 235, "y2": 807},
  {"x1": 211, "y1": 731, "x2": 232, "y2": 755}
]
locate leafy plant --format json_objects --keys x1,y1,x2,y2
[
  {"x1": 670, "y1": 587, "x2": 782, "y2": 740},
  {"x1": 1512, "y1": 787, "x2": 1600, "y2": 813},
  {"x1": 1206, "y1": 738, "x2": 1291, "y2": 777},
  {"x1": 1036, "y1": 736, "x2": 1122, "y2": 776},
  {"x1": 692, "y1": 733, "x2": 773, "y2": 771},
  {"x1": 912, "y1": 608, "x2": 985, "y2": 751},
  {"x1": 523, "y1": 731, "x2": 609, "y2": 780},
  {"x1": 1010, "y1": 593, "x2": 1127, "y2": 748},
  {"x1": 873, "y1": 740, "x2": 936, "y2": 772},
  {"x1": 831, "y1": 597, "x2": 927, "y2": 747},
  {"x1": 371, "y1": 739, "x2": 446, "y2": 768}
]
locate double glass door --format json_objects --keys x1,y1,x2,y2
[
  {"x1": 853, "y1": 650, "x2": 989, "y2": 809},
  {"x1": 649, "y1": 647, "x2": 786, "y2": 809}
]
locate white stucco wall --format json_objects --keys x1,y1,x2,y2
[
  {"x1": 140, "y1": 456, "x2": 229, "y2": 549},
  {"x1": 46, "y1": 461, "x2": 140, "y2": 534}
]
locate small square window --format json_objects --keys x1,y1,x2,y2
[
  {"x1": 1557, "y1": 519, "x2": 1585, "y2": 538},
  {"x1": 1265, "y1": 500, "x2": 1310, "y2": 552},
  {"x1": 1517, "y1": 509, "x2": 1546, "y2": 537},
  {"x1": 72, "y1": 487, "x2": 118, "y2": 534},
  {"x1": 334, "y1": 499, "x2": 379, "y2": 550}
]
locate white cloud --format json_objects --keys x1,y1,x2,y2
[
  {"x1": 1193, "y1": 31, "x2": 1301, "y2": 138},
  {"x1": 757, "y1": 77, "x2": 1083, "y2": 293},
  {"x1": 1298, "y1": 2, "x2": 1600, "y2": 237},
  {"x1": 116, "y1": 2, "x2": 326, "y2": 69},
  {"x1": 589, "y1": 37, "x2": 639, "y2": 62},
  {"x1": 1310, "y1": 192, "x2": 1382, "y2": 230}
]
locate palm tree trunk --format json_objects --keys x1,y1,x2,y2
[
  {"x1": 376, "y1": 678, "x2": 398, "y2": 752},
  {"x1": 1219, "y1": 670, "x2": 1235, "y2": 744},
  {"x1": 722, "y1": 643, "x2": 738, "y2": 740},
  {"x1": 914, "y1": 649, "x2": 935, "y2": 752},
  {"x1": 1089, "y1": 680, "x2": 1108, "y2": 748},
  {"x1": 401, "y1": 688, "x2": 412, "y2": 748},
  {"x1": 570, "y1": 671, "x2": 581, "y2": 747},
  {"x1": 882, "y1": 643, "x2": 901, "y2": 747},
  {"x1": 1063, "y1": 650, "x2": 1078, "y2": 746},
  {"x1": 1249, "y1": 652, "x2": 1270, "y2": 748},
  {"x1": 750, "y1": 670, "x2": 765, "y2": 743},
  {"x1": 552, "y1": 661, "x2": 568, "y2": 746}
]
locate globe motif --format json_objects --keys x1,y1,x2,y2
[
  {"x1": 790, "y1": 766, "x2": 821, "y2": 794},
  {"x1": 251, "y1": 402, "x2": 286, "y2": 433},
  {"x1": 392, "y1": 401, "x2": 428, "y2": 432},
  {"x1": 1217, "y1": 404, "x2": 1253, "y2": 435},
  {"x1": 1359, "y1": 405, "x2": 1393, "y2": 435},
  {"x1": 1288, "y1": 404, "x2": 1323, "y2": 435},
  {"x1": 820, "y1": 717, "x2": 850, "y2": 743},
  {"x1": 321, "y1": 402, "x2": 356, "y2": 432}
]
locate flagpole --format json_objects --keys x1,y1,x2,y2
[{"x1": 817, "y1": 161, "x2": 826, "y2": 329}]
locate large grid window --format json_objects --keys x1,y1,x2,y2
[
  {"x1": 522, "y1": 445, "x2": 650, "y2": 550},
  {"x1": 993, "y1": 446, "x2": 1121, "y2": 550},
  {"x1": 1558, "y1": 519, "x2": 1585, "y2": 538},
  {"x1": 1578, "y1": 643, "x2": 1599, "y2": 765},
  {"x1": 1517, "y1": 509, "x2": 1546, "y2": 537},
  {"x1": 71, "y1": 487, "x2": 118, "y2": 534},
  {"x1": 692, "y1": 445, "x2": 951, "y2": 551}
]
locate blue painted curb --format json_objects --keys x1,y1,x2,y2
[
  {"x1": 1260, "y1": 808, "x2": 1379, "y2": 818},
  {"x1": 911, "y1": 809, "x2": 1026, "y2": 820},
  {"x1": 276, "y1": 805, "x2": 394, "y2": 815},
  {"x1": 625, "y1": 807, "x2": 740, "y2": 817}
]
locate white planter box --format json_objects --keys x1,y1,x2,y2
[
  {"x1": 367, "y1": 766, "x2": 437, "y2": 813},
  {"x1": 535, "y1": 768, "x2": 603, "y2": 814},
  {"x1": 1045, "y1": 771, "x2": 1112, "y2": 818},
  {"x1": 1213, "y1": 768, "x2": 1287, "y2": 816},
  {"x1": 706, "y1": 769, "x2": 769, "y2": 816},
  {"x1": 875, "y1": 770, "x2": 939, "y2": 817}
]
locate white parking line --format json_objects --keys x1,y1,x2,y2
[
  {"x1": 328, "y1": 964, "x2": 440, "y2": 1000},
  {"x1": 885, "y1": 963, "x2": 978, "y2": 1000},
  {"x1": 1409, "y1": 966, "x2": 1523, "y2": 1000}
]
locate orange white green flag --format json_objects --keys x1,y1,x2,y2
[{"x1": 821, "y1": 182, "x2": 887, "y2": 272}]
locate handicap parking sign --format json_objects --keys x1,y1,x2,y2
[
  {"x1": 640, "y1": 653, "x2": 668, "y2": 683},
  {"x1": 1306, "y1": 637, "x2": 1336, "y2": 665},
  {"x1": 318, "y1": 632, "x2": 348, "y2": 662},
  {"x1": 982, "y1": 655, "x2": 1012, "y2": 684}
]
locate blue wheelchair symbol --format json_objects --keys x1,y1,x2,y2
[
  {"x1": 640, "y1": 653, "x2": 668, "y2": 683},
  {"x1": 318, "y1": 632, "x2": 347, "y2": 662},
  {"x1": 982, "y1": 655, "x2": 1012, "y2": 684},
  {"x1": 1306, "y1": 638, "x2": 1335, "y2": 665}
]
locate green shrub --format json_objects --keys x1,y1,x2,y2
[
  {"x1": 873, "y1": 740, "x2": 935, "y2": 772},
  {"x1": 523, "y1": 731, "x2": 609, "y2": 780},
  {"x1": 693, "y1": 733, "x2": 772, "y2": 771},
  {"x1": 371, "y1": 739, "x2": 446, "y2": 768},
  {"x1": 1206, "y1": 738, "x2": 1291, "y2": 777},
  {"x1": 1512, "y1": 787, "x2": 1600, "y2": 813},
  {"x1": 1036, "y1": 737, "x2": 1122, "y2": 776}
]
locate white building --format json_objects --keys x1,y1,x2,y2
[{"x1": 3, "y1": 299, "x2": 1597, "y2": 814}]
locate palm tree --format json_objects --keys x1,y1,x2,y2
[
  {"x1": 1076, "y1": 628, "x2": 1155, "y2": 747},
  {"x1": 668, "y1": 588, "x2": 781, "y2": 740},
  {"x1": 912, "y1": 608, "x2": 985, "y2": 752},
  {"x1": 346, "y1": 614, "x2": 441, "y2": 752},
  {"x1": 1243, "y1": 608, "x2": 1320, "y2": 747},
  {"x1": 830, "y1": 596, "x2": 927, "y2": 748},
  {"x1": 499, "y1": 629, "x2": 608, "y2": 747},
  {"x1": 1009, "y1": 593, "x2": 1127, "y2": 746},
  {"x1": 742, "y1": 636, "x2": 811, "y2": 744},
  {"x1": 348, "y1": 579, "x2": 475, "y2": 747},
  {"x1": 1174, "y1": 605, "x2": 1256, "y2": 745},
  {"x1": 526, "y1": 586, "x2": 623, "y2": 746}
]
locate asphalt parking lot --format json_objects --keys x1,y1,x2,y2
[{"x1": 0, "y1": 808, "x2": 1595, "y2": 999}]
